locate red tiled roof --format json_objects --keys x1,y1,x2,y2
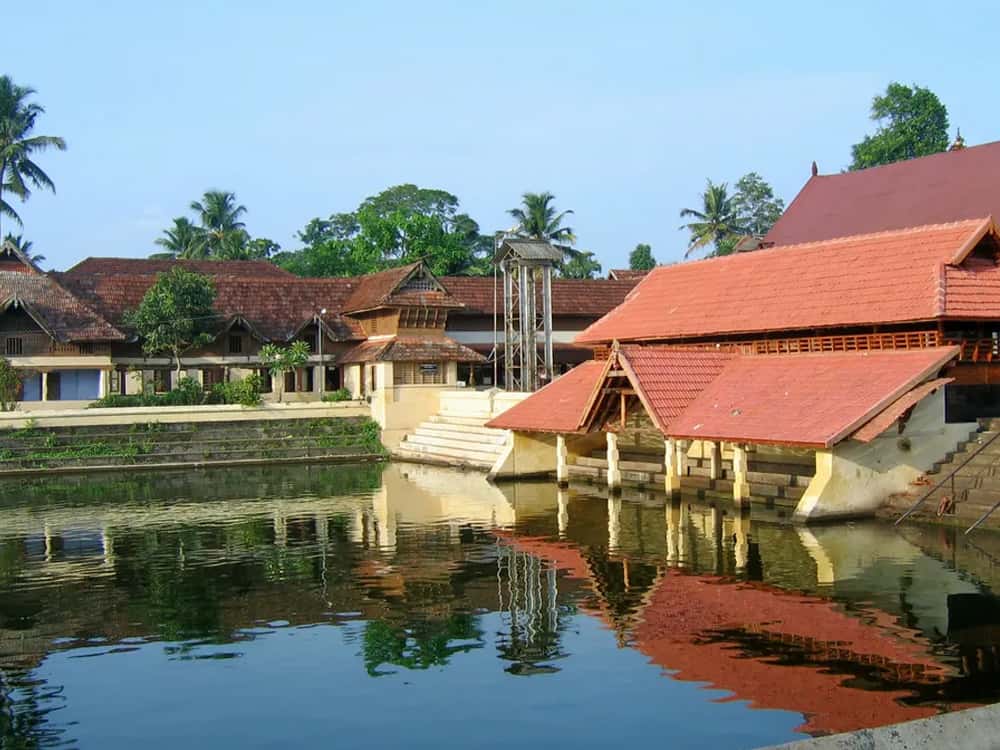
[
  {"x1": 64, "y1": 257, "x2": 295, "y2": 279},
  {"x1": 607, "y1": 269, "x2": 649, "y2": 281},
  {"x1": 577, "y1": 219, "x2": 997, "y2": 345},
  {"x1": 766, "y1": 140, "x2": 1000, "y2": 246},
  {"x1": 338, "y1": 336, "x2": 486, "y2": 364},
  {"x1": 487, "y1": 360, "x2": 605, "y2": 433},
  {"x1": 942, "y1": 256, "x2": 1000, "y2": 318},
  {"x1": 0, "y1": 271, "x2": 125, "y2": 342},
  {"x1": 619, "y1": 346, "x2": 735, "y2": 432},
  {"x1": 441, "y1": 276, "x2": 639, "y2": 317},
  {"x1": 851, "y1": 377, "x2": 953, "y2": 443},
  {"x1": 342, "y1": 263, "x2": 462, "y2": 313},
  {"x1": 668, "y1": 348, "x2": 959, "y2": 447}
]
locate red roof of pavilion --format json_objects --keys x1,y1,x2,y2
[
  {"x1": 765, "y1": 140, "x2": 1000, "y2": 246},
  {"x1": 576, "y1": 219, "x2": 998, "y2": 346},
  {"x1": 487, "y1": 360, "x2": 605, "y2": 433},
  {"x1": 338, "y1": 336, "x2": 485, "y2": 364}
]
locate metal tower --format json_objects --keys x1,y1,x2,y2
[{"x1": 495, "y1": 238, "x2": 561, "y2": 392}]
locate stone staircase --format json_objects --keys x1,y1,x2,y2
[
  {"x1": 0, "y1": 417, "x2": 383, "y2": 475},
  {"x1": 567, "y1": 446, "x2": 815, "y2": 508},
  {"x1": 394, "y1": 413, "x2": 509, "y2": 470},
  {"x1": 888, "y1": 418, "x2": 1000, "y2": 527}
]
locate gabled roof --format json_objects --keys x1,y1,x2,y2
[
  {"x1": 342, "y1": 262, "x2": 462, "y2": 314},
  {"x1": 65, "y1": 257, "x2": 295, "y2": 279},
  {"x1": 487, "y1": 360, "x2": 605, "y2": 433},
  {"x1": 766, "y1": 140, "x2": 1000, "y2": 246},
  {"x1": 607, "y1": 269, "x2": 649, "y2": 281},
  {"x1": 0, "y1": 271, "x2": 125, "y2": 342},
  {"x1": 494, "y1": 239, "x2": 563, "y2": 263},
  {"x1": 441, "y1": 276, "x2": 639, "y2": 317},
  {"x1": 338, "y1": 336, "x2": 485, "y2": 364},
  {"x1": 577, "y1": 219, "x2": 998, "y2": 345}
]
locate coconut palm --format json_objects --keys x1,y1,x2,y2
[
  {"x1": 154, "y1": 217, "x2": 207, "y2": 259},
  {"x1": 2, "y1": 233, "x2": 44, "y2": 265},
  {"x1": 0, "y1": 76, "x2": 66, "y2": 236},
  {"x1": 507, "y1": 192, "x2": 576, "y2": 247},
  {"x1": 190, "y1": 190, "x2": 247, "y2": 255},
  {"x1": 679, "y1": 180, "x2": 749, "y2": 257}
]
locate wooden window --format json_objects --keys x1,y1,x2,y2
[
  {"x1": 4, "y1": 337, "x2": 22, "y2": 356},
  {"x1": 395, "y1": 362, "x2": 445, "y2": 385},
  {"x1": 78, "y1": 343, "x2": 95, "y2": 355},
  {"x1": 228, "y1": 335, "x2": 243, "y2": 354}
]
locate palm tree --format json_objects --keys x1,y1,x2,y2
[
  {"x1": 0, "y1": 76, "x2": 66, "y2": 237},
  {"x1": 2, "y1": 233, "x2": 44, "y2": 265},
  {"x1": 508, "y1": 192, "x2": 576, "y2": 247},
  {"x1": 190, "y1": 190, "x2": 247, "y2": 255},
  {"x1": 679, "y1": 180, "x2": 749, "y2": 257},
  {"x1": 154, "y1": 217, "x2": 207, "y2": 259}
]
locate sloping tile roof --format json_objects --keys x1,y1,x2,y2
[
  {"x1": 0, "y1": 271, "x2": 125, "y2": 342},
  {"x1": 619, "y1": 346, "x2": 736, "y2": 432},
  {"x1": 64, "y1": 257, "x2": 295, "y2": 279},
  {"x1": 766, "y1": 140, "x2": 1000, "y2": 246},
  {"x1": 942, "y1": 256, "x2": 1000, "y2": 318},
  {"x1": 338, "y1": 336, "x2": 485, "y2": 364},
  {"x1": 851, "y1": 377, "x2": 953, "y2": 443},
  {"x1": 607, "y1": 269, "x2": 649, "y2": 281},
  {"x1": 668, "y1": 348, "x2": 959, "y2": 447},
  {"x1": 577, "y1": 219, "x2": 995, "y2": 345},
  {"x1": 441, "y1": 276, "x2": 639, "y2": 317},
  {"x1": 341, "y1": 263, "x2": 462, "y2": 313},
  {"x1": 487, "y1": 360, "x2": 604, "y2": 433}
]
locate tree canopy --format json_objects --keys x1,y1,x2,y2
[
  {"x1": 154, "y1": 190, "x2": 279, "y2": 261},
  {"x1": 680, "y1": 174, "x2": 784, "y2": 257},
  {"x1": 560, "y1": 250, "x2": 602, "y2": 279},
  {"x1": 0, "y1": 75, "x2": 66, "y2": 237},
  {"x1": 732, "y1": 173, "x2": 785, "y2": 238},
  {"x1": 508, "y1": 192, "x2": 575, "y2": 247},
  {"x1": 124, "y1": 268, "x2": 217, "y2": 378},
  {"x1": 849, "y1": 83, "x2": 949, "y2": 171},
  {"x1": 628, "y1": 243, "x2": 655, "y2": 270}
]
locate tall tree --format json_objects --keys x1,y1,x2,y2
[
  {"x1": 559, "y1": 250, "x2": 602, "y2": 279},
  {"x1": 0, "y1": 75, "x2": 66, "y2": 236},
  {"x1": 507, "y1": 192, "x2": 575, "y2": 247},
  {"x1": 732, "y1": 173, "x2": 785, "y2": 237},
  {"x1": 124, "y1": 268, "x2": 217, "y2": 380},
  {"x1": 190, "y1": 190, "x2": 247, "y2": 255},
  {"x1": 628, "y1": 243, "x2": 655, "y2": 270},
  {"x1": 154, "y1": 217, "x2": 207, "y2": 259},
  {"x1": 850, "y1": 83, "x2": 949, "y2": 171},
  {"x1": 2, "y1": 233, "x2": 44, "y2": 265},
  {"x1": 679, "y1": 180, "x2": 748, "y2": 257}
]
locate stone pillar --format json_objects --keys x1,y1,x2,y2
[
  {"x1": 708, "y1": 441, "x2": 722, "y2": 480},
  {"x1": 664, "y1": 438, "x2": 681, "y2": 493},
  {"x1": 675, "y1": 439, "x2": 688, "y2": 478},
  {"x1": 606, "y1": 432, "x2": 622, "y2": 491},
  {"x1": 314, "y1": 365, "x2": 324, "y2": 396},
  {"x1": 41, "y1": 371, "x2": 49, "y2": 401},
  {"x1": 98, "y1": 369, "x2": 107, "y2": 398},
  {"x1": 732, "y1": 443, "x2": 750, "y2": 502},
  {"x1": 556, "y1": 434, "x2": 569, "y2": 486},
  {"x1": 607, "y1": 495, "x2": 622, "y2": 551}
]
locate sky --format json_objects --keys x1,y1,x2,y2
[{"x1": 5, "y1": 1, "x2": 1000, "y2": 272}]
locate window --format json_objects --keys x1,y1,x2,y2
[
  {"x1": 396, "y1": 362, "x2": 445, "y2": 385},
  {"x1": 153, "y1": 370, "x2": 170, "y2": 393},
  {"x1": 228, "y1": 335, "x2": 243, "y2": 354},
  {"x1": 78, "y1": 343, "x2": 95, "y2": 355},
  {"x1": 4, "y1": 337, "x2": 22, "y2": 356}
]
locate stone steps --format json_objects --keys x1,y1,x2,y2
[{"x1": 396, "y1": 414, "x2": 510, "y2": 470}]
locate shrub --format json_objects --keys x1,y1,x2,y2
[
  {"x1": 322, "y1": 388, "x2": 353, "y2": 403},
  {"x1": 0, "y1": 358, "x2": 19, "y2": 412},
  {"x1": 92, "y1": 376, "x2": 206, "y2": 408},
  {"x1": 210, "y1": 373, "x2": 263, "y2": 408}
]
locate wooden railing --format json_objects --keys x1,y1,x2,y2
[
  {"x1": 944, "y1": 338, "x2": 996, "y2": 363},
  {"x1": 739, "y1": 330, "x2": 942, "y2": 356}
]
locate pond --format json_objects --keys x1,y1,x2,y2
[{"x1": 2, "y1": 462, "x2": 1000, "y2": 749}]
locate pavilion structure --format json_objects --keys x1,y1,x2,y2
[{"x1": 489, "y1": 216, "x2": 1000, "y2": 520}]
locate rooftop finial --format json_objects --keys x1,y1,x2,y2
[
  {"x1": 949, "y1": 129, "x2": 966, "y2": 151},
  {"x1": 811, "y1": 160, "x2": 818, "y2": 177}
]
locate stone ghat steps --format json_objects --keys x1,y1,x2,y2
[
  {"x1": 395, "y1": 414, "x2": 508, "y2": 469},
  {"x1": 0, "y1": 417, "x2": 380, "y2": 474}
]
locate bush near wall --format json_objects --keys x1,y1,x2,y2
[{"x1": 92, "y1": 374, "x2": 263, "y2": 409}]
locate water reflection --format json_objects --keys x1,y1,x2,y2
[{"x1": 1, "y1": 463, "x2": 1000, "y2": 747}]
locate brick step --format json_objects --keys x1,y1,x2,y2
[
  {"x1": 0, "y1": 423, "x2": 367, "y2": 448},
  {"x1": 393, "y1": 441, "x2": 498, "y2": 466},
  {"x1": 431, "y1": 414, "x2": 496, "y2": 427},
  {"x1": 400, "y1": 434, "x2": 505, "y2": 455},
  {"x1": 412, "y1": 426, "x2": 508, "y2": 446}
]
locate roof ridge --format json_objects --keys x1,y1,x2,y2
[{"x1": 813, "y1": 138, "x2": 1000, "y2": 179}]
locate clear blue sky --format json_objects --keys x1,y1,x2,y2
[{"x1": 6, "y1": 1, "x2": 999, "y2": 271}]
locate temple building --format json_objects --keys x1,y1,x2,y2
[{"x1": 490, "y1": 141, "x2": 1000, "y2": 520}]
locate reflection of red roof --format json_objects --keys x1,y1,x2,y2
[
  {"x1": 766, "y1": 141, "x2": 1000, "y2": 246},
  {"x1": 442, "y1": 276, "x2": 638, "y2": 317},
  {"x1": 577, "y1": 219, "x2": 997, "y2": 345},
  {"x1": 487, "y1": 361, "x2": 604, "y2": 433},
  {"x1": 668, "y1": 348, "x2": 959, "y2": 447},
  {"x1": 339, "y1": 336, "x2": 485, "y2": 364}
]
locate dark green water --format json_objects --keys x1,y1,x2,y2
[{"x1": 2, "y1": 462, "x2": 1000, "y2": 749}]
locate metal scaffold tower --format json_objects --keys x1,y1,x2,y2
[{"x1": 495, "y1": 238, "x2": 561, "y2": 392}]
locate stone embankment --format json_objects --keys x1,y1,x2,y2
[{"x1": 0, "y1": 416, "x2": 385, "y2": 476}]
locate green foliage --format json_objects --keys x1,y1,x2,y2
[
  {"x1": 92, "y1": 376, "x2": 206, "y2": 408},
  {"x1": 154, "y1": 190, "x2": 280, "y2": 261},
  {"x1": 732, "y1": 172, "x2": 785, "y2": 238},
  {"x1": 559, "y1": 250, "x2": 602, "y2": 279},
  {"x1": 680, "y1": 173, "x2": 784, "y2": 257},
  {"x1": 322, "y1": 387, "x2": 353, "y2": 403},
  {"x1": 210, "y1": 373, "x2": 263, "y2": 407},
  {"x1": 124, "y1": 268, "x2": 217, "y2": 377},
  {"x1": 628, "y1": 243, "x2": 655, "y2": 271},
  {"x1": 0, "y1": 358, "x2": 19, "y2": 411},
  {"x1": 276, "y1": 184, "x2": 492, "y2": 278},
  {"x1": 850, "y1": 83, "x2": 949, "y2": 170},
  {"x1": 154, "y1": 217, "x2": 206, "y2": 259},
  {"x1": 259, "y1": 341, "x2": 310, "y2": 402},
  {"x1": 508, "y1": 191, "x2": 575, "y2": 247},
  {"x1": 0, "y1": 75, "x2": 67, "y2": 234}
]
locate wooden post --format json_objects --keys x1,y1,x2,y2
[
  {"x1": 606, "y1": 431, "x2": 622, "y2": 491},
  {"x1": 732, "y1": 443, "x2": 751, "y2": 502},
  {"x1": 556, "y1": 434, "x2": 569, "y2": 486}
]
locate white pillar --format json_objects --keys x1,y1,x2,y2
[
  {"x1": 666, "y1": 500, "x2": 680, "y2": 563},
  {"x1": 556, "y1": 434, "x2": 569, "y2": 486},
  {"x1": 675, "y1": 439, "x2": 688, "y2": 478},
  {"x1": 98, "y1": 369, "x2": 107, "y2": 398},
  {"x1": 732, "y1": 444, "x2": 750, "y2": 502},
  {"x1": 709, "y1": 441, "x2": 722, "y2": 480},
  {"x1": 41, "y1": 371, "x2": 49, "y2": 401},
  {"x1": 608, "y1": 496, "x2": 622, "y2": 551},
  {"x1": 557, "y1": 488, "x2": 569, "y2": 538},
  {"x1": 606, "y1": 432, "x2": 622, "y2": 491},
  {"x1": 664, "y1": 438, "x2": 681, "y2": 493},
  {"x1": 733, "y1": 510, "x2": 750, "y2": 570}
]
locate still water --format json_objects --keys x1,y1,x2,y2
[{"x1": 2, "y1": 462, "x2": 1000, "y2": 749}]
